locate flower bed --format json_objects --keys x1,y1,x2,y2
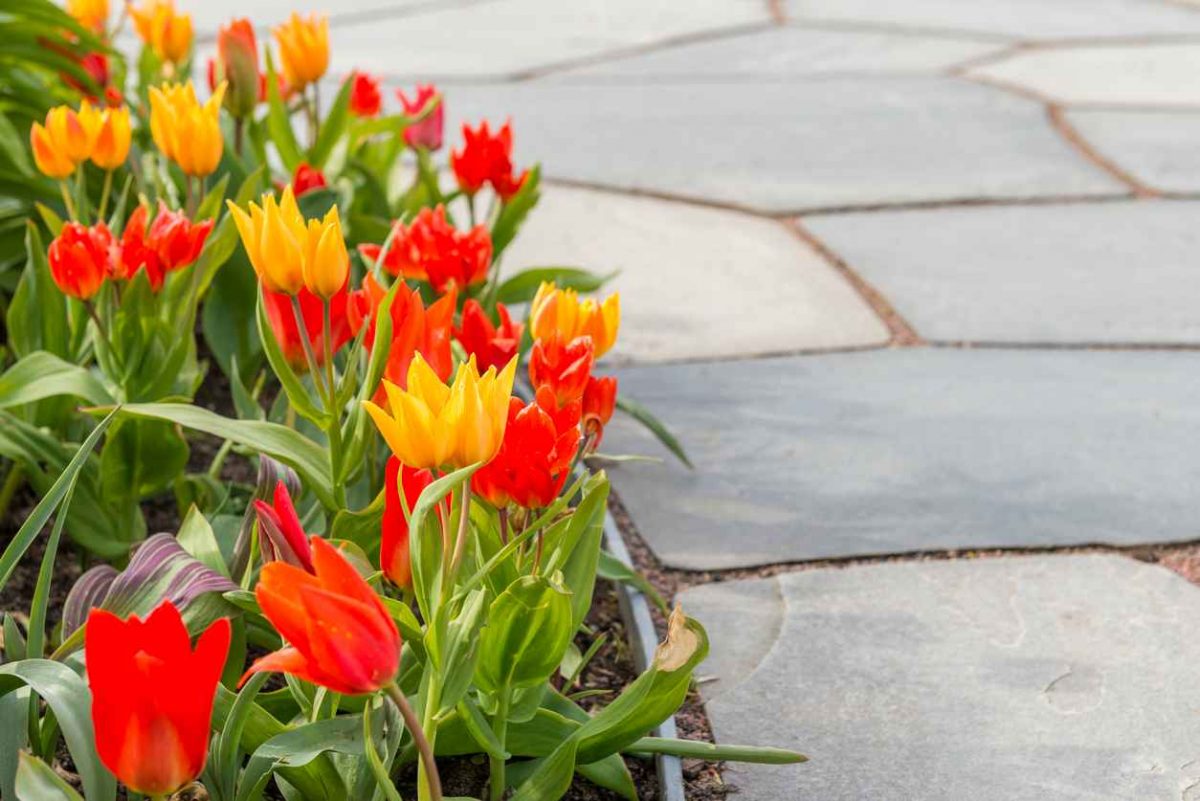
[{"x1": 0, "y1": 2, "x2": 804, "y2": 800}]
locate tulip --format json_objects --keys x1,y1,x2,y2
[
  {"x1": 381, "y1": 457, "x2": 433, "y2": 588},
  {"x1": 451, "y1": 120, "x2": 528, "y2": 201},
  {"x1": 212, "y1": 18, "x2": 262, "y2": 118},
  {"x1": 86, "y1": 602, "x2": 230, "y2": 797},
  {"x1": 228, "y1": 185, "x2": 348, "y2": 298},
  {"x1": 397, "y1": 84, "x2": 443, "y2": 150},
  {"x1": 244, "y1": 536, "x2": 401, "y2": 695},
  {"x1": 357, "y1": 206, "x2": 492, "y2": 294},
  {"x1": 364, "y1": 353, "x2": 517, "y2": 471},
  {"x1": 48, "y1": 222, "x2": 114, "y2": 300},
  {"x1": 292, "y1": 162, "x2": 327, "y2": 195},
  {"x1": 148, "y1": 81, "x2": 225, "y2": 177},
  {"x1": 454, "y1": 299, "x2": 522, "y2": 374},
  {"x1": 472, "y1": 395, "x2": 580, "y2": 509},
  {"x1": 348, "y1": 274, "x2": 456, "y2": 397},
  {"x1": 31, "y1": 105, "x2": 93, "y2": 178},
  {"x1": 67, "y1": 0, "x2": 108, "y2": 33},
  {"x1": 130, "y1": 0, "x2": 193, "y2": 66},
  {"x1": 90, "y1": 105, "x2": 132, "y2": 170},
  {"x1": 254, "y1": 481, "x2": 315, "y2": 573},
  {"x1": 262, "y1": 283, "x2": 353, "y2": 371},
  {"x1": 117, "y1": 202, "x2": 213, "y2": 291},
  {"x1": 530, "y1": 281, "x2": 621, "y2": 358},
  {"x1": 529, "y1": 334, "x2": 594, "y2": 407},
  {"x1": 348, "y1": 71, "x2": 382, "y2": 117},
  {"x1": 273, "y1": 13, "x2": 329, "y2": 89},
  {"x1": 582, "y1": 375, "x2": 617, "y2": 445}
]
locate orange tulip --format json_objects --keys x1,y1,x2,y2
[
  {"x1": 66, "y1": 0, "x2": 108, "y2": 33},
  {"x1": 582, "y1": 375, "x2": 617, "y2": 446},
  {"x1": 273, "y1": 13, "x2": 329, "y2": 89},
  {"x1": 86, "y1": 602, "x2": 230, "y2": 797},
  {"x1": 130, "y1": 0, "x2": 193, "y2": 65},
  {"x1": 30, "y1": 105, "x2": 94, "y2": 178},
  {"x1": 244, "y1": 536, "x2": 401, "y2": 695},
  {"x1": 529, "y1": 334, "x2": 594, "y2": 407},
  {"x1": 530, "y1": 282, "x2": 620, "y2": 358}
]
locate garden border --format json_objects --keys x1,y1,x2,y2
[{"x1": 602, "y1": 512, "x2": 686, "y2": 801}]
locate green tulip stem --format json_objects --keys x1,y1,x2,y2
[
  {"x1": 488, "y1": 686, "x2": 511, "y2": 801},
  {"x1": 401, "y1": 675, "x2": 444, "y2": 801},
  {"x1": 58, "y1": 180, "x2": 77, "y2": 222},
  {"x1": 97, "y1": 170, "x2": 113, "y2": 222},
  {"x1": 321, "y1": 299, "x2": 345, "y2": 504},
  {"x1": 447, "y1": 481, "x2": 473, "y2": 585},
  {"x1": 289, "y1": 294, "x2": 330, "y2": 406}
]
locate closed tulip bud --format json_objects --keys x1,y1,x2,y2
[
  {"x1": 303, "y1": 205, "x2": 349, "y2": 299},
  {"x1": 292, "y1": 162, "x2": 326, "y2": 195},
  {"x1": 66, "y1": 0, "x2": 108, "y2": 33},
  {"x1": 227, "y1": 185, "x2": 307, "y2": 295},
  {"x1": 214, "y1": 18, "x2": 261, "y2": 118},
  {"x1": 364, "y1": 353, "x2": 517, "y2": 471},
  {"x1": 244, "y1": 537, "x2": 401, "y2": 695},
  {"x1": 254, "y1": 481, "x2": 315, "y2": 573},
  {"x1": 381, "y1": 457, "x2": 434, "y2": 588},
  {"x1": 90, "y1": 105, "x2": 131, "y2": 170},
  {"x1": 582, "y1": 375, "x2": 617, "y2": 446},
  {"x1": 397, "y1": 84, "x2": 443, "y2": 150},
  {"x1": 48, "y1": 221, "x2": 114, "y2": 300},
  {"x1": 131, "y1": 0, "x2": 193, "y2": 65},
  {"x1": 273, "y1": 13, "x2": 329, "y2": 89},
  {"x1": 149, "y1": 81, "x2": 225, "y2": 177},
  {"x1": 86, "y1": 602, "x2": 230, "y2": 797},
  {"x1": 530, "y1": 281, "x2": 621, "y2": 358},
  {"x1": 348, "y1": 71, "x2": 382, "y2": 118}
]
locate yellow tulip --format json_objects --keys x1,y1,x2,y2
[
  {"x1": 149, "y1": 81, "x2": 225, "y2": 177},
  {"x1": 364, "y1": 354, "x2": 517, "y2": 471},
  {"x1": 89, "y1": 106, "x2": 131, "y2": 171},
  {"x1": 29, "y1": 105, "x2": 93, "y2": 178},
  {"x1": 66, "y1": 0, "x2": 108, "y2": 33},
  {"x1": 273, "y1": 13, "x2": 329, "y2": 89},
  {"x1": 131, "y1": 0, "x2": 193, "y2": 65},
  {"x1": 303, "y1": 206, "x2": 349, "y2": 298},
  {"x1": 529, "y1": 282, "x2": 621, "y2": 357}
]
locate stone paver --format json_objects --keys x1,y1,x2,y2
[
  {"x1": 785, "y1": 0, "x2": 1200, "y2": 39},
  {"x1": 1066, "y1": 109, "x2": 1200, "y2": 194},
  {"x1": 968, "y1": 44, "x2": 1200, "y2": 107},
  {"x1": 446, "y1": 77, "x2": 1124, "y2": 212},
  {"x1": 605, "y1": 348, "x2": 1200, "y2": 569},
  {"x1": 326, "y1": 0, "x2": 768, "y2": 80},
  {"x1": 557, "y1": 26, "x2": 1000, "y2": 80},
  {"x1": 501, "y1": 185, "x2": 888, "y2": 364},
  {"x1": 188, "y1": 0, "x2": 443, "y2": 36},
  {"x1": 804, "y1": 200, "x2": 1200, "y2": 344},
  {"x1": 680, "y1": 554, "x2": 1200, "y2": 800}
]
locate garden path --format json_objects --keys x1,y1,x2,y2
[{"x1": 204, "y1": 2, "x2": 1200, "y2": 797}]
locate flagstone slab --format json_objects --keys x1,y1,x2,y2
[
  {"x1": 501, "y1": 185, "x2": 888, "y2": 364},
  {"x1": 679, "y1": 555, "x2": 1200, "y2": 800},
  {"x1": 190, "y1": 0, "x2": 448, "y2": 37},
  {"x1": 1065, "y1": 109, "x2": 1200, "y2": 194},
  {"x1": 446, "y1": 77, "x2": 1124, "y2": 212},
  {"x1": 785, "y1": 0, "x2": 1200, "y2": 39},
  {"x1": 557, "y1": 26, "x2": 1000, "y2": 80},
  {"x1": 967, "y1": 44, "x2": 1200, "y2": 107},
  {"x1": 605, "y1": 348, "x2": 1200, "y2": 569},
  {"x1": 324, "y1": 0, "x2": 768, "y2": 81},
  {"x1": 803, "y1": 200, "x2": 1200, "y2": 344}
]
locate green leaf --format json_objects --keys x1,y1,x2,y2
[
  {"x1": 98, "y1": 417, "x2": 190, "y2": 508},
  {"x1": 0, "y1": 660, "x2": 115, "y2": 801},
  {"x1": 476, "y1": 575, "x2": 574, "y2": 694},
  {"x1": 296, "y1": 186, "x2": 338, "y2": 219},
  {"x1": 494, "y1": 266, "x2": 615, "y2": 306},
  {"x1": 264, "y1": 51, "x2": 303, "y2": 173},
  {"x1": 407, "y1": 462, "x2": 479, "y2": 622},
  {"x1": 309, "y1": 78, "x2": 353, "y2": 169},
  {"x1": 14, "y1": 752, "x2": 85, "y2": 801},
  {"x1": 215, "y1": 672, "x2": 270, "y2": 801},
  {"x1": 108, "y1": 402, "x2": 336, "y2": 509},
  {"x1": 235, "y1": 716, "x2": 362, "y2": 801},
  {"x1": 7, "y1": 223, "x2": 68, "y2": 359},
  {"x1": 629, "y1": 737, "x2": 807, "y2": 764},
  {"x1": 597, "y1": 549, "x2": 668, "y2": 613},
  {"x1": 178, "y1": 505, "x2": 231, "y2": 577},
  {"x1": 616, "y1": 394, "x2": 692, "y2": 469},
  {"x1": 490, "y1": 165, "x2": 541, "y2": 259},
  {"x1": 0, "y1": 351, "x2": 114, "y2": 409},
  {"x1": 196, "y1": 173, "x2": 232, "y2": 220},
  {"x1": 255, "y1": 288, "x2": 329, "y2": 427}
]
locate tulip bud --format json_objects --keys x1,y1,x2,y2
[
  {"x1": 215, "y1": 18, "x2": 261, "y2": 118},
  {"x1": 292, "y1": 162, "x2": 327, "y2": 195},
  {"x1": 90, "y1": 105, "x2": 132, "y2": 170},
  {"x1": 397, "y1": 85, "x2": 443, "y2": 150},
  {"x1": 254, "y1": 481, "x2": 315, "y2": 573},
  {"x1": 303, "y1": 206, "x2": 349, "y2": 299},
  {"x1": 273, "y1": 13, "x2": 329, "y2": 89},
  {"x1": 348, "y1": 71, "x2": 382, "y2": 118}
]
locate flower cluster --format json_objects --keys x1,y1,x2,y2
[
  {"x1": 359, "y1": 206, "x2": 493, "y2": 293},
  {"x1": 31, "y1": 102, "x2": 130, "y2": 179}
]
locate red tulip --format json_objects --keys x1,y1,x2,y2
[
  {"x1": 48, "y1": 221, "x2": 114, "y2": 300},
  {"x1": 381, "y1": 457, "x2": 433, "y2": 588},
  {"x1": 472, "y1": 394, "x2": 580, "y2": 509},
  {"x1": 212, "y1": 18, "x2": 262, "y2": 118},
  {"x1": 450, "y1": 120, "x2": 528, "y2": 200},
  {"x1": 529, "y1": 334, "x2": 594, "y2": 407},
  {"x1": 357, "y1": 206, "x2": 491, "y2": 294},
  {"x1": 454, "y1": 299, "x2": 522, "y2": 373},
  {"x1": 86, "y1": 602, "x2": 230, "y2": 797},
  {"x1": 244, "y1": 536, "x2": 401, "y2": 695},
  {"x1": 254, "y1": 481, "x2": 315, "y2": 573},
  {"x1": 397, "y1": 84, "x2": 442, "y2": 150},
  {"x1": 348, "y1": 71, "x2": 382, "y2": 117},
  {"x1": 292, "y1": 162, "x2": 327, "y2": 195},
  {"x1": 582, "y1": 375, "x2": 617, "y2": 446},
  {"x1": 117, "y1": 202, "x2": 213, "y2": 291},
  {"x1": 262, "y1": 281, "x2": 354, "y2": 371}
]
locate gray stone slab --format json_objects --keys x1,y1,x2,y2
[
  {"x1": 188, "y1": 0, "x2": 447, "y2": 37},
  {"x1": 444, "y1": 77, "x2": 1124, "y2": 212},
  {"x1": 1067, "y1": 109, "x2": 1200, "y2": 194},
  {"x1": 556, "y1": 26, "x2": 1001, "y2": 80},
  {"x1": 786, "y1": 0, "x2": 1200, "y2": 39},
  {"x1": 968, "y1": 44, "x2": 1200, "y2": 107},
  {"x1": 679, "y1": 555, "x2": 1200, "y2": 800},
  {"x1": 803, "y1": 200, "x2": 1200, "y2": 344},
  {"x1": 501, "y1": 185, "x2": 888, "y2": 363},
  {"x1": 605, "y1": 348, "x2": 1200, "y2": 569},
  {"x1": 325, "y1": 0, "x2": 767, "y2": 80}
]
